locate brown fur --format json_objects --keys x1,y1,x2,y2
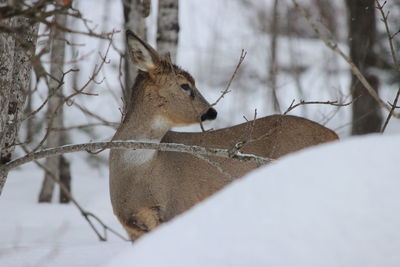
[{"x1": 109, "y1": 30, "x2": 339, "y2": 240}]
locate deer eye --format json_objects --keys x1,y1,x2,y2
[{"x1": 180, "y1": 84, "x2": 191, "y2": 91}]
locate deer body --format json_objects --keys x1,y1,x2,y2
[{"x1": 109, "y1": 30, "x2": 338, "y2": 240}]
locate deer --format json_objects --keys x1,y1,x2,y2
[{"x1": 109, "y1": 30, "x2": 339, "y2": 241}]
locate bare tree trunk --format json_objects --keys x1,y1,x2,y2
[
  {"x1": 157, "y1": 0, "x2": 179, "y2": 62},
  {"x1": 58, "y1": 99, "x2": 71, "y2": 203},
  {"x1": 0, "y1": 19, "x2": 15, "y2": 154},
  {"x1": 0, "y1": 12, "x2": 38, "y2": 195},
  {"x1": 38, "y1": 5, "x2": 68, "y2": 202},
  {"x1": 123, "y1": 0, "x2": 150, "y2": 110},
  {"x1": 0, "y1": 17, "x2": 16, "y2": 195},
  {"x1": 59, "y1": 154, "x2": 71, "y2": 203},
  {"x1": 346, "y1": 0, "x2": 382, "y2": 135},
  {"x1": 25, "y1": 83, "x2": 35, "y2": 142},
  {"x1": 268, "y1": 0, "x2": 281, "y2": 113}
]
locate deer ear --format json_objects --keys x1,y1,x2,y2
[{"x1": 126, "y1": 30, "x2": 160, "y2": 72}]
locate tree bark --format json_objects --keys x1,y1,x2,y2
[
  {"x1": 0, "y1": 17, "x2": 15, "y2": 195},
  {"x1": 0, "y1": 18, "x2": 15, "y2": 158},
  {"x1": 59, "y1": 155, "x2": 71, "y2": 203},
  {"x1": 38, "y1": 3, "x2": 69, "y2": 202},
  {"x1": 156, "y1": 0, "x2": 179, "y2": 62},
  {"x1": 346, "y1": 0, "x2": 382, "y2": 135},
  {"x1": 0, "y1": 13, "x2": 38, "y2": 195},
  {"x1": 25, "y1": 83, "x2": 35, "y2": 142},
  {"x1": 123, "y1": 0, "x2": 150, "y2": 110}
]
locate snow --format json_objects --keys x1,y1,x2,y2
[
  {"x1": 0, "y1": 161, "x2": 126, "y2": 267},
  {"x1": 106, "y1": 134, "x2": 400, "y2": 267},
  {"x1": 1, "y1": 135, "x2": 399, "y2": 266}
]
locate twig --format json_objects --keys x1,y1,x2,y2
[
  {"x1": 39, "y1": 160, "x2": 128, "y2": 242},
  {"x1": 229, "y1": 109, "x2": 258, "y2": 157},
  {"x1": 210, "y1": 50, "x2": 247, "y2": 107},
  {"x1": 1, "y1": 141, "x2": 272, "y2": 173},
  {"x1": 30, "y1": 34, "x2": 115, "y2": 153},
  {"x1": 22, "y1": 68, "x2": 79, "y2": 122},
  {"x1": 18, "y1": 142, "x2": 129, "y2": 242},
  {"x1": 375, "y1": 0, "x2": 400, "y2": 72},
  {"x1": 381, "y1": 88, "x2": 400, "y2": 132},
  {"x1": 334, "y1": 108, "x2": 380, "y2": 133},
  {"x1": 291, "y1": 0, "x2": 400, "y2": 118},
  {"x1": 52, "y1": 122, "x2": 118, "y2": 131},
  {"x1": 192, "y1": 153, "x2": 233, "y2": 181},
  {"x1": 72, "y1": 102, "x2": 116, "y2": 127},
  {"x1": 283, "y1": 98, "x2": 356, "y2": 115},
  {"x1": 197, "y1": 50, "x2": 247, "y2": 132}
]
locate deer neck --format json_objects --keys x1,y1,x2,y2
[
  {"x1": 113, "y1": 93, "x2": 171, "y2": 166},
  {"x1": 116, "y1": 106, "x2": 170, "y2": 142}
]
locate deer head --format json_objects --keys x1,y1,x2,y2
[{"x1": 126, "y1": 30, "x2": 217, "y2": 127}]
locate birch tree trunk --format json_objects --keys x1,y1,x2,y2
[
  {"x1": 0, "y1": 13, "x2": 38, "y2": 195},
  {"x1": 346, "y1": 0, "x2": 382, "y2": 135},
  {"x1": 123, "y1": 0, "x2": 150, "y2": 110},
  {"x1": 156, "y1": 0, "x2": 179, "y2": 62},
  {"x1": 38, "y1": 5, "x2": 69, "y2": 202}
]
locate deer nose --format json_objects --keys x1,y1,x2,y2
[{"x1": 201, "y1": 108, "x2": 218, "y2": 121}]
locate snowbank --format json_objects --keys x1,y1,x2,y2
[{"x1": 107, "y1": 134, "x2": 400, "y2": 267}]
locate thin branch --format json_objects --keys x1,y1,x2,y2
[
  {"x1": 0, "y1": 4, "x2": 116, "y2": 40},
  {"x1": 30, "y1": 34, "x2": 114, "y2": 153},
  {"x1": 283, "y1": 98, "x2": 356, "y2": 115},
  {"x1": 2, "y1": 141, "x2": 272, "y2": 173},
  {"x1": 18, "y1": 142, "x2": 129, "y2": 242},
  {"x1": 381, "y1": 88, "x2": 400, "y2": 132},
  {"x1": 52, "y1": 122, "x2": 118, "y2": 131},
  {"x1": 72, "y1": 102, "x2": 116, "y2": 127},
  {"x1": 291, "y1": 0, "x2": 400, "y2": 118},
  {"x1": 196, "y1": 50, "x2": 247, "y2": 132},
  {"x1": 210, "y1": 50, "x2": 247, "y2": 107},
  {"x1": 192, "y1": 153, "x2": 233, "y2": 181},
  {"x1": 375, "y1": 0, "x2": 400, "y2": 72},
  {"x1": 229, "y1": 109, "x2": 258, "y2": 157},
  {"x1": 334, "y1": 107, "x2": 381, "y2": 133}
]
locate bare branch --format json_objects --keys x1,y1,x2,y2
[
  {"x1": 72, "y1": 102, "x2": 116, "y2": 127},
  {"x1": 283, "y1": 98, "x2": 356, "y2": 115},
  {"x1": 381, "y1": 88, "x2": 400, "y2": 132},
  {"x1": 18, "y1": 142, "x2": 128, "y2": 242},
  {"x1": 1, "y1": 141, "x2": 272, "y2": 173},
  {"x1": 52, "y1": 122, "x2": 118, "y2": 132},
  {"x1": 375, "y1": 0, "x2": 400, "y2": 72},
  {"x1": 210, "y1": 50, "x2": 247, "y2": 107},
  {"x1": 30, "y1": 35, "x2": 114, "y2": 153},
  {"x1": 192, "y1": 153, "x2": 233, "y2": 181},
  {"x1": 291, "y1": 0, "x2": 400, "y2": 118},
  {"x1": 229, "y1": 109, "x2": 258, "y2": 157},
  {"x1": 197, "y1": 50, "x2": 247, "y2": 132}
]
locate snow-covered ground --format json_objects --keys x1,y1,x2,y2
[
  {"x1": 1, "y1": 135, "x2": 399, "y2": 266},
  {"x1": 1, "y1": 0, "x2": 400, "y2": 266},
  {"x1": 107, "y1": 134, "x2": 400, "y2": 267}
]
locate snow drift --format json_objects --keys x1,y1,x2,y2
[{"x1": 107, "y1": 134, "x2": 400, "y2": 267}]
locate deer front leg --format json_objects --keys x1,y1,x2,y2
[{"x1": 119, "y1": 206, "x2": 163, "y2": 241}]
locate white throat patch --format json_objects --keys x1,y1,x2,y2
[
  {"x1": 152, "y1": 115, "x2": 170, "y2": 129},
  {"x1": 121, "y1": 116, "x2": 170, "y2": 166},
  {"x1": 122, "y1": 139, "x2": 158, "y2": 166}
]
